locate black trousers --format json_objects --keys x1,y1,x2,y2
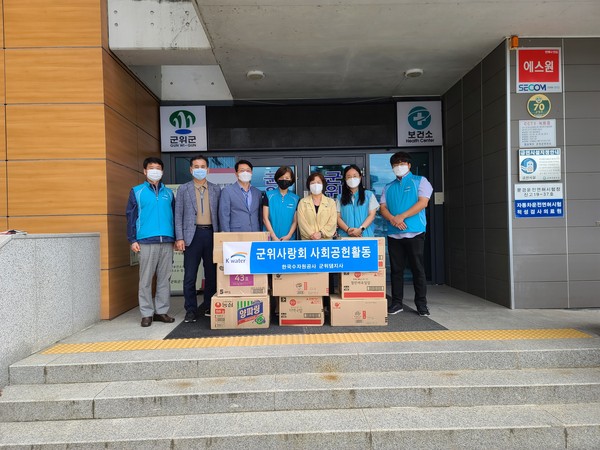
[
  {"x1": 387, "y1": 234, "x2": 427, "y2": 310},
  {"x1": 183, "y1": 227, "x2": 216, "y2": 313}
]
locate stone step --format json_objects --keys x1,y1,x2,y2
[
  {"x1": 10, "y1": 339, "x2": 600, "y2": 385},
  {"x1": 1, "y1": 404, "x2": 599, "y2": 449},
  {"x1": 2, "y1": 368, "x2": 599, "y2": 422}
]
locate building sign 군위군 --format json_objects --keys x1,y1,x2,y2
[
  {"x1": 516, "y1": 48, "x2": 562, "y2": 93},
  {"x1": 397, "y1": 101, "x2": 442, "y2": 146},
  {"x1": 160, "y1": 106, "x2": 207, "y2": 152}
]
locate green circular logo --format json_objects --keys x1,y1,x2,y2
[{"x1": 527, "y1": 94, "x2": 551, "y2": 118}]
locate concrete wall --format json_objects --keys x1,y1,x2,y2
[
  {"x1": 444, "y1": 37, "x2": 600, "y2": 309},
  {"x1": 0, "y1": 233, "x2": 100, "y2": 388},
  {"x1": 442, "y1": 42, "x2": 511, "y2": 307},
  {"x1": 510, "y1": 38, "x2": 600, "y2": 308}
]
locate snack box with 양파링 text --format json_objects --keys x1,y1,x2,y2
[
  {"x1": 216, "y1": 264, "x2": 268, "y2": 296},
  {"x1": 210, "y1": 295, "x2": 270, "y2": 329},
  {"x1": 329, "y1": 294, "x2": 388, "y2": 327},
  {"x1": 271, "y1": 272, "x2": 329, "y2": 296},
  {"x1": 279, "y1": 296, "x2": 324, "y2": 326},
  {"x1": 213, "y1": 231, "x2": 270, "y2": 264}
]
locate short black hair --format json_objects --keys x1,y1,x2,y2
[
  {"x1": 143, "y1": 157, "x2": 164, "y2": 169},
  {"x1": 390, "y1": 152, "x2": 412, "y2": 166},
  {"x1": 274, "y1": 166, "x2": 294, "y2": 182},
  {"x1": 235, "y1": 159, "x2": 253, "y2": 172},
  {"x1": 306, "y1": 172, "x2": 327, "y2": 191},
  {"x1": 190, "y1": 155, "x2": 209, "y2": 167}
]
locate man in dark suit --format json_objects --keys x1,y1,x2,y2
[
  {"x1": 218, "y1": 159, "x2": 262, "y2": 232},
  {"x1": 174, "y1": 155, "x2": 221, "y2": 323}
]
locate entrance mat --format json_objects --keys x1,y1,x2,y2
[{"x1": 164, "y1": 303, "x2": 446, "y2": 340}]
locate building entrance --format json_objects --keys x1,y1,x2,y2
[{"x1": 167, "y1": 148, "x2": 442, "y2": 285}]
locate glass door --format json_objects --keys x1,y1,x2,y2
[{"x1": 305, "y1": 155, "x2": 365, "y2": 199}]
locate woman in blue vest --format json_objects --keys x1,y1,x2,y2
[
  {"x1": 336, "y1": 164, "x2": 379, "y2": 237},
  {"x1": 262, "y1": 166, "x2": 300, "y2": 240}
]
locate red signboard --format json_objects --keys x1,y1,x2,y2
[{"x1": 516, "y1": 48, "x2": 562, "y2": 93}]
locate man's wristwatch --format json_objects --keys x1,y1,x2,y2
[{"x1": 360, "y1": 226, "x2": 365, "y2": 232}]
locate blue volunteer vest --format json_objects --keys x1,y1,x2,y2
[
  {"x1": 384, "y1": 172, "x2": 426, "y2": 235},
  {"x1": 263, "y1": 189, "x2": 300, "y2": 239},
  {"x1": 338, "y1": 190, "x2": 375, "y2": 237},
  {"x1": 133, "y1": 182, "x2": 174, "y2": 241}
]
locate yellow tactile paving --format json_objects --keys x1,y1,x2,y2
[{"x1": 41, "y1": 328, "x2": 593, "y2": 355}]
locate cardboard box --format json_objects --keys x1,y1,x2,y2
[
  {"x1": 213, "y1": 231, "x2": 270, "y2": 264},
  {"x1": 272, "y1": 272, "x2": 329, "y2": 296},
  {"x1": 279, "y1": 296, "x2": 324, "y2": 326},
  {"x1": 339, "y1": 267, "x2": 386, "y2": 299},
  {"x1": 211, "y1": 295, "x2": 270, "y2": 329},
  {"x1": 216, "y1": 264, "x2": 268, "y2": 296},
  {"x1": 329, "y1": 294, "x2": 388, "y2": 326}
]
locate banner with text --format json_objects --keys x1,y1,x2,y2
[{"x1": 223, "y1": 240, "x2": 379, "y2": 275}]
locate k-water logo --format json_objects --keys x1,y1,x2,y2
[
  {"x1": 169, "y1": 110, "x2": 196, "y2": 135},
  {"x1": 226, "y1": 252, "x2": 248, "y2": 264},
  {"x1": 407, "y1": 106, "x2": 431, "y2": 130}
]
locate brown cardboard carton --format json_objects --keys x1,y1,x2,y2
[
  {"x1": 329, "y1": 294, "x2": 388, "y2": 326},
  {"x1": 339, "y1": 267, "x2": 386, "y2": 299},
  {"x1": 272, "y1": 272, "x2": 329, "y2": 296},
  {"x1": 213, "y1": 231, "x2": 270, "y2": 264},
  {"x1": 279, "y1": 296, "x2": 324, "y2": 326},
  {"x1": 211, "y1": 295, "x2": 270, "y2": 329},
  {"x1": 216, "y1": 264, "x2": 268, "y2": 296}
]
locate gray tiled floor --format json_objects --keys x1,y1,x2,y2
[{"x1": 60, "y1": 284, "x2": 600, "y2": 345}]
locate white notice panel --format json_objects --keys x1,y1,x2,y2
[
  {"x1": 519, "y1": 119, "x2": 556, "y2": 148},
  {"x1": 397, "y1": 101, "x2": 442, "y2": 146},
  {"x1": 160, "y1": 106, "x2": 207, "y2": 152}
]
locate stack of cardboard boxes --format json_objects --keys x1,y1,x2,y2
[
  {"x1": 330, "y1": 237, "x2": 388, "y2": 326},
  {"x1": 211, "y1": 232, "x2": 270, "y2": 329},
  {"x1": 210, "y1": 234, "x2": 388, "y2": 329},
  {"x1": 272, "y1": 272, "x2": 328, "y2": 326}
]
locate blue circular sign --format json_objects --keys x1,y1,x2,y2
[
  {"x1": 407, "y1": 106, "x2": 431, "y2": 130},
  {"x1": 520, "y1": 158, "x2": 537, "y2": 174}
]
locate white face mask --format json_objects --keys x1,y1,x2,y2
[
  {"x1": 238, "y1": 171, "x2": 252, "y2": 183},
  {"x1": 310, "y1": 183, "x2": 323, "y2": 195},
  {"x1": 346, "y1": 177, "x2": 361, "y2": 189},
  {"x1": 192, "y1": 168, "x2": 207, "y2": 181},
  {"x1": 146, "y1": 169, "x2": 163, "y2": 182},
  {"x1": 393, "y1": 165, "x2": 410, "y2": 178}
]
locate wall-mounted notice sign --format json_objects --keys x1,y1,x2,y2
[
  {"x1": 518, "y1": 148, "x2": 561, "y2": 181},
  {"x1": 397, "y1": 101, "x2": 443, "y2": 146},
  {"x1": 514, "y1": 183, "x2": 563, "y2": 218},
  {"x1": 160, "y1": 106, "x2": 207, "y2": 152},
  {"x1": 519, "y1": 119, "x2": 556, "y2": 148},
  {"x1": 517, "y1": 48, "x2": 562, "y2": 93}
]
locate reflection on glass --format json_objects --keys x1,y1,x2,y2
[
  {"x1": 310, "y1": 164, "x2": 348, "y2": 199},
  {"x1": 252, "y1": 166, "x2": 297, "y2": 194},
  {"x1": 174, "y1": 156, "x2": 236, "y2": 184}
]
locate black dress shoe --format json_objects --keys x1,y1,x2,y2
[
  {"x1": 141, "y1": 317, "x2": 153, "y2": 327},
  {"x1": 153, "y1": 313, "x2": 175, "y2": 323}
]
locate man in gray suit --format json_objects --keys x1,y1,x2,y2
[
  {"x1": 175, "y1": 155, "x2": 221, "y2": 323},
  {"x1": 218, "y1": 159, "x2": 262, "y2": 232}
]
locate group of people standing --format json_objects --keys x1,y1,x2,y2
[{"x1": 126, "y1": 151, "x2": 432, "y2": 327}]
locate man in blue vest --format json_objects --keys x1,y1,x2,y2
[
  {"x1": 126, "y1": 157, "x2": 176, "y2": 327},
  {"x1": 380, "y1": 152, "x2": 433, "y2": 316}
]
